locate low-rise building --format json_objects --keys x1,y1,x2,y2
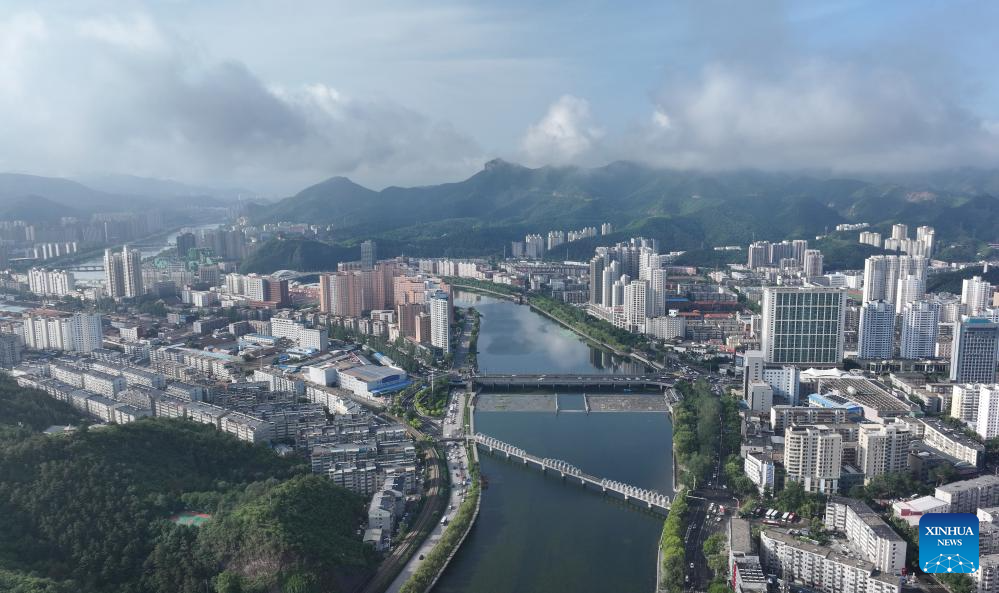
[
  {"x1": 935, "y1": 475, "x2": 999, "y2": 514},
  {"x1": 825, "y1": 497, "x2": 906, "y2": 574},
  {"x1": 760, "y1": 529, "x2": 901, "y2": 593}
]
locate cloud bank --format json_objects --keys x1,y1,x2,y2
[{"x1": 0, "y1": 12, "x2": 484, "y2": 192}]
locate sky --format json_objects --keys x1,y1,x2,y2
[{"x1": 2, "y1": 0, "x2": 999, "y2": 195}]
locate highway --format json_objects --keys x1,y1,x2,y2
[{"x1": 383, "y1": 392, "x2": 471, "y2": 593}]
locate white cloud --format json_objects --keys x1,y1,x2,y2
[
  {"x1": 520, "y1": 95, "x2": 602, "y2": 166},
  {"x1": 0, "y1": 11, "x2": 484, "y2": 192},
  {"x1": 623, "y1": 60, "x2": 999, "y2": 172}
]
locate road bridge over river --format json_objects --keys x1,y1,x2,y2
[
  {"x1": 473, "y1": 433, "x2": 672, "y2": 515},
  {"x1": 462, "y1": 373, "x2": 676, "y2": 391}
]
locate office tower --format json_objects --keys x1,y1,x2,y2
[
  {"x1": 266, "y1": 278, "x2": 289, "y2": 307},
  {"x1": 747, "y1": 242, "x2": 769, "y2": 269},
  {"x1": 899, "y1": 300, "x2": 940, "y2": 359},
  {"x1": 623, "y1": 280, "x2": 648, "y2": 333},
  {"x1": 977, "y1": 386, "x2": 999, "y2": 440},
  {"x1": 857, "y1": 422, "x2": 912, "y2": 478},
  {"x1": 802, "y1": 249, "x2": 823, "y2": 277},
  {"x1": 895, "y1": 273, "x2": 924, "y2": 311},
  {"x1": 857, "y1": 300, "x2": 895, "y2": 359},
  {"x1": 962, "y1": 275, "x2": 992, "y2": 316},
  {"x1": 121, "y1": 245, "x2": 143, "y2": 298},
  {"x1": 784, "y1": 425, "x2": 843, "y2": 495},
  {"x1": 950, "y1": 317, "x2": 999, "y2": 383},
  {"x1": 429, "y1": 292, "x2": 451, "y2": 353},
  {"x1": 360, "y1": 240, "x2": 377, "y2": 270},
  {"x1": 761, "y1": 287, "x2": 846, "y2": 365},
  {"x1": 589, "y1": 256, "x2": 605, "y2": 305},
  {"x1": 103, "y1": 248, "x2": 125, "y2": 299},
  {"x1": 891, "y1": 223, "x2": 908, "y2": 241},
  {"x1": 176, "y1": 232, "x2": 196, "y2": 258}
]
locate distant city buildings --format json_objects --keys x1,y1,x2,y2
[{"x1": 22, "y1": 311, "x2": 103, "y2": 353}]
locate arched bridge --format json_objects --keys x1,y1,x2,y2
[
  {"x1": 463, "y1": 373, "x2": 675, "y2": 391},
  {"x1": 473, "y1": 433, "x2": 672, "y2": 515}
]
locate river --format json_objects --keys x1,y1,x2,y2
[
  {"x1": 436, "y1": 291, "x2": 673, "y2": 593},
  {"x1": 72, "y1": 223, "x2": 222, "y2": 283}
]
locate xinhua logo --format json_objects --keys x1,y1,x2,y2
[{"x1": 919, "y1": 513, "x2": 979, "y2": 573}]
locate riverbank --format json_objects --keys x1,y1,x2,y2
[{"x1": 398, "y1": 393, "x2": 482, "y2": 593}]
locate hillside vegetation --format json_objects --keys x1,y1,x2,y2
[
  {"x1": 249, "y1": 161, "x2": 999, "y2": 267},
  {"x1": 0, "y1": 411, "x2": 374, "y2": 593}
]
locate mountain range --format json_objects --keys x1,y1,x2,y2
[
  {"x1": 252, "y1": 160, "x2": 999, "y2": 262},
  {"x1": 0, "y1": 173, "x2": 248, "y2": 221}
]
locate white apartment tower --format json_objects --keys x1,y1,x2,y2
[
  {"x1": 962, "y1": 275, "x2": 993, "y2": 316},
  {"x1": 623, "y1": 280, "x2": 649, "y2": 333},
  {"x1": 784, "y1": 425, "x2": 843, "y2": 495},
  {"x1": 803, "y1": 249, "x2": 824, "y2": 277},
  {"x1": 857, "y1": 300, "x2": 895, "y2": 360},
  {"x1": 429, "y1": 291, "x2": 451, "y2": 353},
  {"x1": 899, "y1": 300, "x2": 940, "y2": 359},
  {"x1": 977, "y1": 385, "x2": 999, "y2": 440},
  {"x1": 761, "y1": 287, "x2": 845, "y2": 365},
  {"x1": 858, "y1": 422, "x2": 912, "y2": 478}
]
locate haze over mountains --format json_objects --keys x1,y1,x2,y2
[{"x1": 0, "y1": 173, "x2": 250, "y2": 221}]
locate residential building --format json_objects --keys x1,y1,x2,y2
[
  {"x1": 0, "y1": 334, "x2": 22, "y2": 368},
  {"x1": 784, "y1": 424, "x2": 843, "y2": 495},
  {"x1": 952, "y1": 384, "x2": 982, "y2": 424},
  {"x1": 857, "y1": 422, "x2": 912, "y2": 479},
  {"x1": 27, "y1": 268, "x2": 76, "y2": 297},
  {"x1": 760, "y1": 530, "x2": 901, "y2": 593},
  {"x1": 977, "y1": 385, "x2": 999, "y2": 440},
  {"x1": 858, "y1": 301, "x2": 895, "y2": 359},
  {"x1": 761, "y1": 287, "x2": 845, "y2": 365},
  {"x1": 803, "y1": 249, "x2": 824, "y2": 277},
  {"x1": 935, "y1": 475, "x2": 999, "y2": 514},
  {"x1": 824, "y1": 497, "x2": 907, "y2": 574},
  {"x1": 963, "y1": 275, "x2": 993, "y2": 316},
  {"x1": 22, "y1": 312, "x2": 102, "y2": 353},
  {"x1": 429, "y1": 291, "x2": 450, "y2": 353},
  {"x1": 900, "y1": 301, "x2": 939, "y2": 359}
]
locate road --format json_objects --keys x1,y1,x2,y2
[{"x1": 384, "y1": 392, "x2": 471, "y2": 593}]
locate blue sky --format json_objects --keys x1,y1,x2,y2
[{"x1": 1, "y1": 0, "x2": 998, "y2": 193}]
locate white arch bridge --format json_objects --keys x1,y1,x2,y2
[{"x1": 473, "y1": 433, "x2": 672, "y2": 515}]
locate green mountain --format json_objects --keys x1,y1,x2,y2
[{"x1": 255, "y1": 161, "x2": 999, "y2": 264}]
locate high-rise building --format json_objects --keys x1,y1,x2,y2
[
  {"x1": 962, "y1": 275, "x2": 992, "y2": 316},
  {"x1": 176, "y1": 232, "x2": 196, "y2": 258},
  {"x1": 950, "y1": 317, "x2": 999, "y2": 383},
  {"x1": 857, "y1": 301, "x2": 894, "y2": 359},
  {"x1": 588, "y1": 255, "x2": 604, "y2": 306},
  {"x1": 802, "y1": 249, "x2": 823, "y2": 277},
  {"x1": 857, "y1": 422, "x2": 912, "y2": 478},
  {"x1": 27, "y1": 268, "x2": 76, "y2": 297},
  {"x1": 862, "y1": 255, "x2": 926, "y2": 305},
  {"x1": 429, "y1": 291, "x2": 451, "y2": 353},
  {"x1": 899, "y1": 300, "x2": 939, "y2": 359},
  {"x1": 104, "y1": 248, "x2": 125, "y2": 299},
  {"x1": 916, "y1": 226, "x2": 935, "y2": 257},
  {"x1": 977, "y1": 385, "x2": 999, "y2": 440},
  {"x1": 761, "y1": 287, "x2": 845, "y2": 365},
  {"x1": 0, "y1": 333, "x2": 23, "y2": 368},
  {"x1": 524, "y1": 234, "x2": 545, "y2": 259},
  {"x1": 747, "y1": 241, "x2": 769, "y2": 269},
  {"x1": 601, "y1": 261, "x2": 618, "y2": 306},
  {"x1": 784, "y1": 425, "x2": 843, "y2": 495},
  {"x1": 623, "y1": 280, "x2": 648, "y2": 333},
  {"x1": 891, "y1": 223, "x2": 908, "y2": 241},
  {"x1": 895, "y1": 273, "x2": 924, "y2": 311},
  {"x1": 951, "y1": 384, "x2": 981, "y2": 424},
  {"x1": 22, "y1": 312, "x2": 102, "y2": 353},
  {"x1": 792, "y1": 239, "x2": 809, "y2": 264},
  {"x1": 360, "y1": 240, "x2": 377, "y2": 270}
]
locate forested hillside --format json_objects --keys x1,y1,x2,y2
[{"x1": 0, "y1": 411, "x2": 374, "y2": 593}]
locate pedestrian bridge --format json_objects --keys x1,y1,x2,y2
[
  {"x1": 473, "y1": 433, "x2": 672, "y2": 515},
  {"x1": 464, "y1": 373, "x2": 674, "y2": 391}
]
